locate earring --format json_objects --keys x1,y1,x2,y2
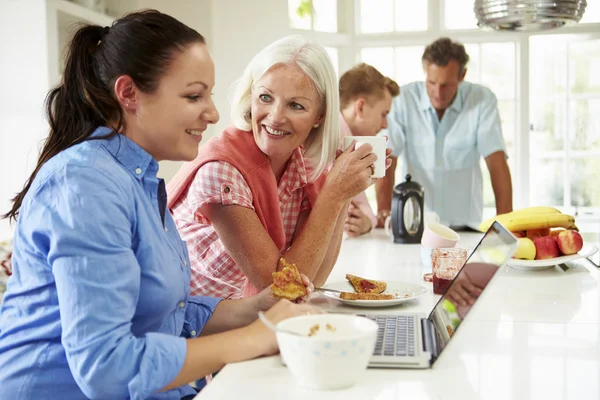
[{"x1": 313, "y1": 124, "x2": 319, "y2": 128}]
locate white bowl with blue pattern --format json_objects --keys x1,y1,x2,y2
[{"x1": 276, "y1": 314, "x2": 377, "y2": 390}]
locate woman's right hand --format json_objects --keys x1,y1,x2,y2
[
  {"x1": 324, "y1": 142, "x2": 378, "y2": 203},
  {"x1": 249, "y1": 299, "x2": 322, "y2": 356}
]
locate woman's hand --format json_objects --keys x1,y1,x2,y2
[
  {"x1": 254, "y1": 273, "x2": 314, "y2": 312},
  {"x1": 249, "y1": 299, "x2": 323, "y2": 356},
  {"x1": 324, "y1": 141, "x2": 378, "y2": 204}
]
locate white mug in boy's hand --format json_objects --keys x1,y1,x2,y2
[{"x1": 343, "y1": 136, "x2": 386, "y2": 178}]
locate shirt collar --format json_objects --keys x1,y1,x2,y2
[
  {"x1": 419, "y1": 82, "x2": 464, "y2": 113},
  {"x1": 91, "y1": 126, "x2": 158, "y2": 180},
  {"x1": 449, "y1": 84, "x2": 464, "y2": 113}
]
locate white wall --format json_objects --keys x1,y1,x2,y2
[{"x1": 0, "y1": 0, "x2": 50, "y2": 238}]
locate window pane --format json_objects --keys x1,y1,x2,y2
[
  {"x1": 568, "y1": 37, "x2": 600, "y2": 94},
  {"x1": 530, "y1": 158, "x2": 565, "y2": 206},
  {"x1": 394, "y1": 46, "x2": 425, "y2": 85},
  {"x1": 480, "y1": 43, "x2": 515, "y2": 100},
  {"x1": 530, "y1": 36, "x2": 568, "y2": 97},
  {"x1": 570, "y1": 99, "x2": 600, "y2": 152},
  {"x1": 580, "y1": 1, "x2": 600, "y2": 23},
  {"x1": 530, "y1": 36, "x2": 567, "y2": 152},
  {"x1": 444, "y1": 0, "x2": 478, "y2": 29},
  {"x1": 324, "y1": 46, "x2": 339, "y2": 77},
  {"x1": 289, "y1": 0, "x2": 311, "y2": 30},
  {"x1": 530, "y1": 99, "x2": 566, "y2": 152},
  {"x1": 313, "y1": 0, "x2": 337, "y2": 32},
  {"x1": 463, "y1": 43, "x2": 480, "y2": 83},
  {"x1": 571, "y1": 158, "x2": 600, "y2": 207},
  {"x1": 360, "y1": 47, "x2": 395, "y2": 79},
  {"x1": 360, "y1": 0, "x2": 393, "y2": 33},
  {"x1": 394, "y1": 0, "x2": 427, "y2": 31}
]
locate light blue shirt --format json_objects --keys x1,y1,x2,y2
[
  {"x1": 0, "y1": 127, "x2": 221, "y2": 400},
  {"x1": 380, "y1": 81, "x2": 506, "y2": 228}
]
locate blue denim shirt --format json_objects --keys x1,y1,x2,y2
[
  {"x1": 0, "y1": 127, "x2": 221, "y2": 399},
  {"x1": 380, "y1": 81, "x2": 506, "y2": 228}
]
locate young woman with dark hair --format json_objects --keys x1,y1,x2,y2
[{"x1": 0, "y1": 10, "x2": 318, "y2": 400}]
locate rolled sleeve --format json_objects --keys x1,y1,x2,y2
[
  {"x1": 476, "y1": 90, "x2": 507, "y2": 159},
  {"x1": 192, "y1": 162, "x2": 254, "y2": 210},
  {"x1": 44, "y1": 167, "x2": 187, "y2": 400},
  {"x1": 183, "y1": 296, "x2": 222, "y2": 337}
]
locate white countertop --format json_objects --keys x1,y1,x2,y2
[{"x1": 196, "y1": 230, "x2": 600, "y2": 400}]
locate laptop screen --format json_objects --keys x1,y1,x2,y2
[{"x1": 427, "y1": 221, "x2": 518, "y2": 359}]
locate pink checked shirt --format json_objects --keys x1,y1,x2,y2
[{"x1": 171, "y1": 148, "x2": 312, "y2": 299}]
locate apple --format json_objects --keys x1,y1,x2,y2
[
  {"x1": 525, "y1": 228, "x2": 551, "y2": 240},
  {"x1": 533, "y1": 236, "x2": 561, "y2": 260},
  {"x1": 556, "y1": 230, "x2": 583, "y2": 255}
]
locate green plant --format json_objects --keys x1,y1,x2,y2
[{"x1": 296, "y1": 0, "x2": 312, "y2": 18}]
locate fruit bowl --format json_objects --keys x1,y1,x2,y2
[{"x1": 506, "y1": 242, "x2": 598, "y2": 270}]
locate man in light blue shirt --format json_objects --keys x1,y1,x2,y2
[{"x1": 375, "y1": 37, "x2": 513, "y2": 230}]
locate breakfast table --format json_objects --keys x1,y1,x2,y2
[{"x1": 195, "y1": 229, "x2": 600, "y2": 400}]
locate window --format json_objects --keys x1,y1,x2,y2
[
  {"x1": 444, "y1": 0, "x2": 478, "y2": 30},
  {"x1": 359, "y1": 0, "x2": 428, "y2": 33},
  {"x1": 324, "y1": 46, "x2": 339, "y2": 77},
  {"x1": 288, "y1": 0, "x2": 338, "y2": 32},
  {"x1": 360, "y1": 46, "x2": 424, "y2": 85},
  {"x1": 530, "y1": 35, "x2": 600, "y2": 210}
]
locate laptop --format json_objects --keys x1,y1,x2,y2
[{"x1": 358, "y1": 221, "x2": 518, "y2": 369}]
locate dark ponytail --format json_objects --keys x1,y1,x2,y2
[{"x1": 3, "y1": 10, "x2": 204, "y2": 221}]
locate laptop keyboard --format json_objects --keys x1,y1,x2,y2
[{"x1": 359, "y1": 314, "x2": 416, "y2": 357}]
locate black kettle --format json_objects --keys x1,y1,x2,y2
[{"x1": 390, "y1": 174, "x2": 424, "y2": 244}]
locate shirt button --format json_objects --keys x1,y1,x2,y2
[
  {"x1": 184, "y1": 260, "x2": 187, "y2": 266},
  {"x1": 223, "y1": 186, "x2": 231, "y2": 194},
  {"x1": 191, "y1": 330, "x2": 197, "y2": 337},
  {"x1": 178, "y1": 301, "x2": 185, "y2": 309},
  {"x1": 164, "y1": 227, "x2": 168, "y2": 232},
  {"x1": 135, "y1": 168, "x2": 142, "y2": 175}
]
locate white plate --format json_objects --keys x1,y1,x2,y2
[
  {"x1": 507, "y1": 242, "x2": 598, "y2": 271},
  {"x1": 319, "y1": 280, "x2": 428, "y2": 308}
]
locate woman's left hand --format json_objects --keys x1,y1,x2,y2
[{"x1": 255, "y1": 273, "x2": 314, "y2": 311}]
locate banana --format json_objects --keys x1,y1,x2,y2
[
  {"x1": 479, "y1": 212, "x2": 577, "y2": 232},
  {"x1": 508, "y1": 206, "x2": 562, "y2": 216}
]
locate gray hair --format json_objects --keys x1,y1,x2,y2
[{"x1": 229, "y1": 35, "x2": 339, "y2": 181}]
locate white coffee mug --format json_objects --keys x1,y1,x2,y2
[{"x1": 343, "y1": 136, "x2": 386, "y2": 178}]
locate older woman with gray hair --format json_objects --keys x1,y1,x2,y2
[{"x1": 168, "y1": 35, "x2": 385, "y2": 299}]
